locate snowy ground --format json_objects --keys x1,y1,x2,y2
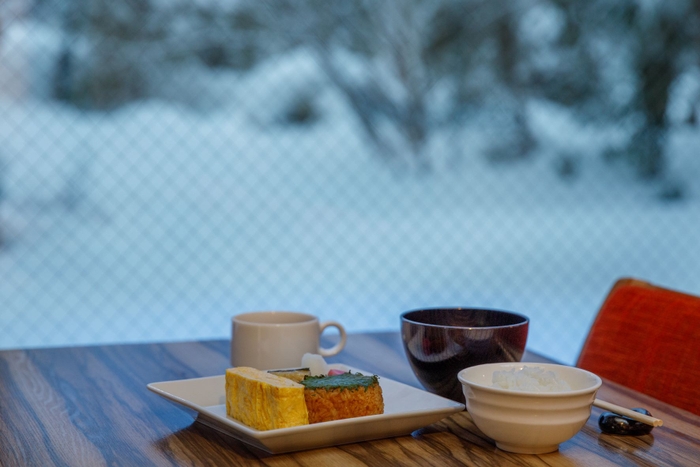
[{"x1": 2, "y1": 31, "x2": 700, "y2": 365}]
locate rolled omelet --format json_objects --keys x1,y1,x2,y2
[{"x1": 225, "y1": 367, "x2": 309, "y2": 430}]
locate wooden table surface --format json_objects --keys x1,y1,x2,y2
[{"x1": 1, "y1": 332, "x2": 699, "y2": 466}]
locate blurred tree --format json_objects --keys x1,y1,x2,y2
[
  {"x1": 547, "y1": 0, "x2": 699, "y2": 180},
  {"x1": 47, "y1": 0, "x2": 269, "y2": 110},
  {"x1": 250, "y1": 0, "x2": 443, "y2": 169},
  {"x1": 250, "y1": 0, "x2": 543, "y2": 169},
  {"x1": 40, "y1": 0, "x2": 700, "y2": 181},
  {"x1": 627, "y1": 2, "x2": 692, "y2": 179}
]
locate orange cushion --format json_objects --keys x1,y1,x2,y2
[{"x1": 577, "y1": 279, "x2": 700, "y2": 415}]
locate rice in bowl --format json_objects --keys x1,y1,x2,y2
[{"x1": 492, "y1": 366, "x2": 572, "y2": 392}]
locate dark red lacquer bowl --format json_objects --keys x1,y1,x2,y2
[{"x1": 401, "y1": 307, "x2": 529, "y2": 402}]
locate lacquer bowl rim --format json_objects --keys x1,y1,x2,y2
[{"x1": 400, "y1": 307, "x2": 530, "y2": 330}]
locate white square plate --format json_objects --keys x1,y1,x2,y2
[{"x1": 147, "y1": 365, "x2": 465, "y2": 454}]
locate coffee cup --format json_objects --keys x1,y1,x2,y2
[{"x1": 230, "y1": 311, "x2": 347, "y2": 369}]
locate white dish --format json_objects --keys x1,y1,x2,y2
[
  {"x1": 147, "y1": 365, "x2": 465, "y2": 454},
  {"x1": 458, "y1": 363, "x2": 602, "y2": 454}
]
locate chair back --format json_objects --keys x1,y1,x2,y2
[{"x1": 577, "y1": 278, "x2": 700, "y2": 415}]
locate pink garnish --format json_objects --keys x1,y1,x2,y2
[{"x1": 327, "y1": 368, "x2": 347, "y2": 376}]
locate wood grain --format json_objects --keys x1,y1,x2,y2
[{"x1": 1, "y1": 333, "x2": 699, "y2": 466}]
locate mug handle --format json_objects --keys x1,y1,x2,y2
[{"x1": 318, "y1": 321, "x2": 347, "y2": 357}]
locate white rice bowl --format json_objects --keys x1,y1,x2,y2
[{"x1": 458, "y1": 362, "x2": 602, "y2": 454}]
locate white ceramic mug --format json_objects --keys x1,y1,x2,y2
[{"x1": 230, "y1": 311, "x2": 347, "y2": 369}]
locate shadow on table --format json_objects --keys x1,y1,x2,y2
[{"x1": 154, "y1": 420, "x2": 274, "y2": 463}]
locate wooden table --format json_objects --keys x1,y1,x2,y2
[{"x1": 2, "y1": 332, "x2": 699, "y2": 466}]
